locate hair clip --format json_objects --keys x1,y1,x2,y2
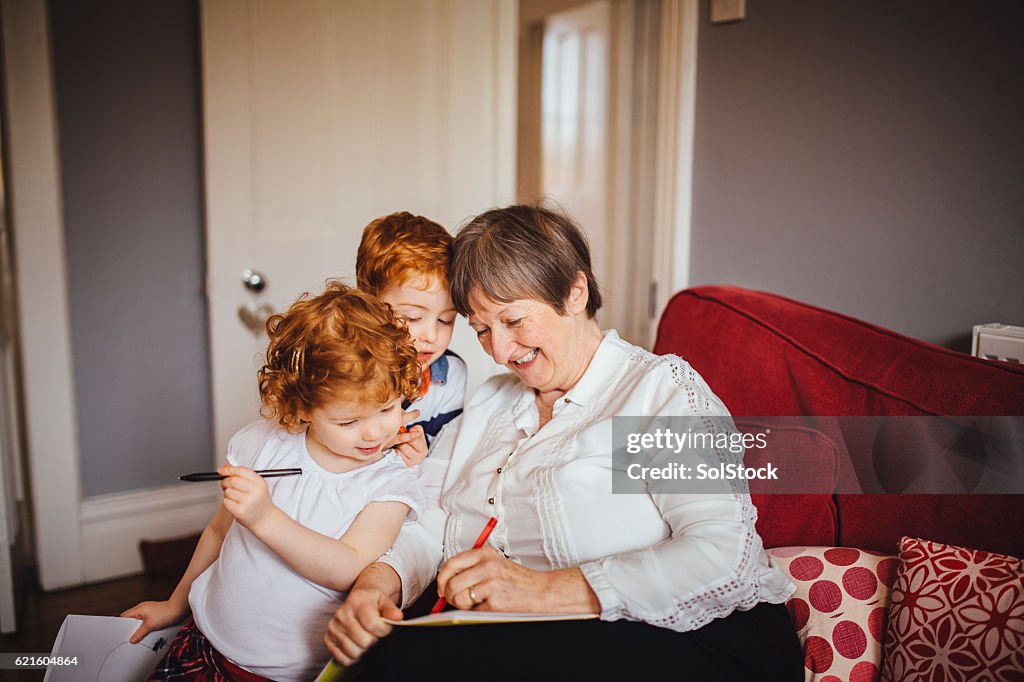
[{"x1": 290, "y1": 347, "x2": 305, "y2": 376}]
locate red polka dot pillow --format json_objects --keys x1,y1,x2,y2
[
  {"x1": 881, "y1": 536, "x2": 1024, "y2": 681},
  {"x1": 768, "y1": 546, "x2": 898, "y2": 682}
]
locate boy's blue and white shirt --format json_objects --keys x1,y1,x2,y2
[{"x1": 405, "y1": 349, "x2": 466, "y2": 447}]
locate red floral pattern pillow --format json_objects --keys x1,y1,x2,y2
[
  {"x1": 881, "y1": 536, "x2": 1024, "y2": 682},
  {"x1": 768, "y1": 546, "x2": 898, "y2": 682}
]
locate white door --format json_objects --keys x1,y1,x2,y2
[
  {"x1": 201, "y1": 0, "x2": 517, "y2": 458},
  {"x1": 540, "y1": 1, "x2": 613, "y2": 329}
]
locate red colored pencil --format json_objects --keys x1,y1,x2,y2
[{"x1": 430, "y1": 517, "x2": 498, "y2": 614}]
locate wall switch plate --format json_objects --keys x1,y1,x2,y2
[{"x1": 711, "y1": 0, "x2": 746, "y2": 24}]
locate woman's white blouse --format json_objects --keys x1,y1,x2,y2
[{"x1": 380, "y1": 331, "x2": 794, "y2": 632}]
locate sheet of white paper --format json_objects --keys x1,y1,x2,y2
[{"x1": 43, "y1": 615, "x2": 182, "y2": 682}]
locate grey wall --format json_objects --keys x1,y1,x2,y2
[
  {"x1": 690, "y1": 0, "x2": 1024, "y2": 351},
  {"x1": 51, "y1": 0, "x2": 212, "y2": 496}
]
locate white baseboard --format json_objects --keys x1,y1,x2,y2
[{"x1": 79, "y1": 484, "x2": 220, "y2": 583}]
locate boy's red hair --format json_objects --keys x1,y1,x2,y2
[{"x1": 356, "y1": 212, "x2": 453, "y2": 295}]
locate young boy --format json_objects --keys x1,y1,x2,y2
[{"x1": 357, "y1": 212, "x2": 466, "y2": 446}]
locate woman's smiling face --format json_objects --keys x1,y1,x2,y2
[{"x1": 467, "y1": 273, "x2": 594, "y2": 394}]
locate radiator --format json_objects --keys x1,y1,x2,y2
[{"x1": 972, "y1": 323, "x2": 1024, "y2": 364}]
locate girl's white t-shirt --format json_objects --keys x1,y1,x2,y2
[{"x1": 189, "y1": 420, "x2": 423, "y2": 682}]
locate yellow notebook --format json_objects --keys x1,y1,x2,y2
[
  {"x1": 315, "y1": 659, "x2": 348, "y2": 679},
  {"x1": 316, "y1": 661, "x2": 347, "y2": 682}
]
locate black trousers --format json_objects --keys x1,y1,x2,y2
[{"x1": 347, "y1": 601, "x2": 803, "y2": 681}]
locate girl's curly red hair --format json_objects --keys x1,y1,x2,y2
[{"x1": 258, "y1": 281, "x2": 420, "y2": 432}]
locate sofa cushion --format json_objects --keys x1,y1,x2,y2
[
  {"x1": 768, "y1": 546, "x2": 898, "y2": 682},
  {"x1": 881, "y1": 536, "x2": 1024, "y2": 682},
  {"x1": 653, "y1": 286, "x2": 1024, "y2": 558},
  {"x1": 755, "y1": 495, "x2": 837, "y2": 549},
  {"x1": 836, "y1": 495, "x2": 1024, "y2": 558},
  {"x1": 738, "y1": 420, "x2": 839, "y2": 547}
]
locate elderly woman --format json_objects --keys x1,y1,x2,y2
[{"x1": 325, "y1": 205, "x2": 802, "y2": 680}]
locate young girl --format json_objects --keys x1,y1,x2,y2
[{"x1": 123, "y1": 281, "x2": 427, "y2": 681}]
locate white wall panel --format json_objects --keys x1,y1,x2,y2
[{"x1": 202, "y1": 0, "x2": 516, "y2": 458}]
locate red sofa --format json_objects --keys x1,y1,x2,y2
[{"x1": 652, "y1": 285, "x2": 1024, "y2": 558}]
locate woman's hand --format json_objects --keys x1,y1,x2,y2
[
  {"x1": 436, "y1": 548, "x2": 599, "y2": 613},
  {"x1": 121, "y1": 599, "x2": 188, "y2": 644},
  {"x1": 219, "y1": 465, "x2": 274, "y2": 530},
  {"x1": 323, "y1": 585, "x2": 402, "y2": 666}
]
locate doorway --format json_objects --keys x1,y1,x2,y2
[{"x1": 518, "y1": 0, "x2": 663, "y2": 348}]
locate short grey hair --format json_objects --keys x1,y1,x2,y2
[{"x1": 450, "y1": 204, "x2": 602, "y2": 318}]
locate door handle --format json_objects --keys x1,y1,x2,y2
[{"x1": 238, "y1": 302, "x2": 275, "y2": 335}]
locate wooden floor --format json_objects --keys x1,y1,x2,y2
[{"x1": 0, "y1": 572, "x2": 178, "y2": 682}]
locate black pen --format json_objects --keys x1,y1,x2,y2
[{"x1": 178, "y1": 468, "x2": 303, "y2": 482}]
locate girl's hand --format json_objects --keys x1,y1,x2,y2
[
  {"x1": 391, "y1": 425, "x2": 428, "y2": 467},
  {"x1": 121, "y1": 599, "x2": 188, "y2": 644},
  {"x1": 323, "y1": 586, "x2": 401, "y2": 666},
  {"x1": 219, "y1": 465, "x2": 274, "y2": 530},
  {"x1": 436, "y1": 548, "x2": 559, "y2": 612}
]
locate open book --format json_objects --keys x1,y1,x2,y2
[
  {"x1": 384, "y1": 610, "x2": 598, "y2": 626},
  {"x1": 315, "y1": 611, "x2": 599, "y2": 680}
]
